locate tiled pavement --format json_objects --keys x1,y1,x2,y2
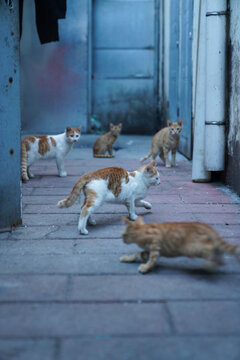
[{"x1": 0, "y1": 135, "x2": 240, "y2": 360}]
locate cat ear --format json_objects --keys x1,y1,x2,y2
[
  {"x1": 66, "y1": 126, "x2": 71, "y2": 133},
  {"x1": 145, "y1": 163, "x2": 154, "y2": 174},
  {"x1": 109, "y1": 123, "x2": 114, "y2": 128},
  {"x1": 78, "y1": 125, "x2": 82, "y2": 131},
  {"x1": 178, "y1": 119, "x2": 183, "y2": 126},
  {"x1": 167, "y1": 120, "x2": 172, "y2": 127},
  {"x1": 122, "y1": 216, "x2": 131, "y2": 225},
  {"x1": 135, "y1": 216, "x2": 144, "y2": 225},
  {"x1": 149, "y1": 160, "x2": 156, "y2": 167},
  {"x1": 118, "y1": 123, "x2": 122, "y2": 127}
]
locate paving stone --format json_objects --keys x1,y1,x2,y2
[
  {"x1": 0, "y1": 275, "x2": 68, "y2": 301},
  {"x1": 59, "y1": 337, "x2": 240, "y2": 360},
  {"x1": 0, "y1": 254, "x2": 239, "y2": 275},
  {"x1": 0, "y1": 238, "x2": 136, "y2": 256},
  {"x1": 181, "y1": 194, "x2": 237, "y2": 204},
  {"x1": 0, "y1": 233, "x2": 9, "y2": 240},
  {"x1": 195, "y1": 212, "x2": 240, "y2": 225},
  {"x1": 7, "y1": 225, "x2": 59, "y2": 240},
  {"x1": 69, "y1": 274, "x2": 240, "y2": 301},
  {"x1": 0, "y1": 240, "x2": 76, "y2": 255},
  {"x1": 32, "y1": 187, "x2": 72, "y2": 196},
  {"x1": 22, "y1": 214, "x2": 79, "y2": 226},
  {"x1": 47, "y1": 225, "x2": 125, "y2": 239},
  {"x1": 22, "y1": 196, "x2": 67, "y2": 205},
  {"x1": 0, "y1": 340, "x2": 55, "y2": 360},
  {"x1": 168, "y1": 301, "x2": 240, "y2": 334},
  {"x1": 0, "y1": 303, "x2": 170, "y2": 337},
  {"x1": 210, "y1": 224, "x2": 240, "y2": 238},
  {"x1": 0, "y1": 255, "x2": 80, "y2": 274}
]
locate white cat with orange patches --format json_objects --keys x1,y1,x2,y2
[
  {"x1": 57, "y1": 161, "x2": 160, "y2": 235},
  {"x1": 21, "y1": 126, "x2": 82, "y2": 182}
]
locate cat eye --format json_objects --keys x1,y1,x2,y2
[{"x1": 70, "y1": 135, "x2": 74, "y2": 137}]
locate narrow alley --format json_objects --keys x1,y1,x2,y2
[{"x1": 0, "y1": 136, "x2": 240, "y2": 359}]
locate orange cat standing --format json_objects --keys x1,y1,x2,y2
[
  {"x1": 121, "y1": 216, "x2": 240, "y2": 274},
  {"x1": 93, "y1": 123, "x2": 122, "y2": 158},
  {"x1": 141, "y1": 119, "x2": 182, "y2": 167}
]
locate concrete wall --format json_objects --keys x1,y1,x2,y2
[{"x1": 225, "y1": 0, "x2": 240, "y2": 195}]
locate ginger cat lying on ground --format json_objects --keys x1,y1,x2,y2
[
  {"x1": 57, "y1": 161, "x2": 160, "y2": 235},
  {"x1": 140, "y1": 119, "x2": 182, "y2": 167},
  {"x1": 21, "y1": 126, "x2": 82, "y2": 182},
  {"x1": 93, "y1": 123, "x2": 122, "y2": 158},
  {"x1": 120, "y1": 216, "x2": 240, "y2": 274}
]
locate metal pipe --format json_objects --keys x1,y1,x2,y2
[
  {"x1": 192, "y1": 0, "x2": 211, "y2": 182},
  {"x1": 204, "y1": 0, "x2": 227, "y2": 171}
]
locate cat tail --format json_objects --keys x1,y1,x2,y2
[
  {"x1": 218, "y1": 240, "x2": 240, "y2": 260},
  {"x1": 57, "y1": 176, "x2": 87, "y2": 208},
  {"x1": 140, "y1": 150, "x2": 152, "y2": 163},
  {"x1": 93, "y1": 154, "x2": 114, "y2": 158},
  {"x1": 21, "y1": 141, "x2": 29, "y2": 182}
]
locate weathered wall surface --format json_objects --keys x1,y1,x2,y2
[
  {"x1": 225, "y1": 0, "x2": 240, "y2": 195},
  {"x1": 0, "y1": 1, "x2": 21, "y2": 230},
  {"x1": 20, "y1": 0, "x2": 89, "y2": 134}
]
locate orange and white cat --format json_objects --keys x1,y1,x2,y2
[
  {"x1": 21, "y1": 126, "x2": 82, "y2": 182},
  {"x1": 140, "y1": 119, "x2": 182, "y2": 167},
  {"x1": 121, "y1": 216, "x2": 240, "y2": 274},
  {"x1": 93, "y1": 123, "x2": 122, "y2": 158},
  {"x1": 57, "y1": 161, "x2": 160, "y2": 235}
]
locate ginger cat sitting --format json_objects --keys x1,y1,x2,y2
[
  {"x1": 57, "y1": 161, "x2": 160, "y2": 235},
  {"x1": 120, "y1": 216, "x2": 240, "y2": 274},
  {"x1": 93, "y1": 123, "x2": 122, "y2": 158},
  {"x1": 140, "y1": 119, "x2": 182, "y2": 167},
  {"x1": 21, "y1": 126, "x2": 82, "y2": 182}
]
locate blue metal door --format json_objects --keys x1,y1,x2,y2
[
  {"x1": 92, "y1": 0, "x2": 159, "y2": 134},
  {"x1": 169, "y1": 0, "x2": 193, "y2": 159},
  {"x1": 0, "y1": 1, "x2": 21, "y2": 230}
]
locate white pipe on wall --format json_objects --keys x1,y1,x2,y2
[
  {"x1": 192, "y1": 0, "x2": 211, "y2": 182},
  {"x1": 204, "y1": 0, "x2": 227, "y2": 171}
]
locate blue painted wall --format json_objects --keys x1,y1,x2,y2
[{"x1": 0, "y1": 1, "x2": 22, "y2": 230}]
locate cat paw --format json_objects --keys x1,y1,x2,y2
[
  {"x1": 80, "y1": 228, "x2": 88, "y2": 235},
  {"x1": 165, "y1": 164, "x2": 171, "y2": 168},
  {"x1": 59, "y1": 171, "x2": 67, "y2": 177},
  {"x1": 171, "y1": 163, "x2": 177, "y2": 167},
  {"x1": 129, "y1": 214, "x2": 138, "y2": 221},
  {"x1": 22, "y1": 177, "x2": 29, "y2": 183},
  {"x1": 203, "y1": 261, "x2": 219, "y2": 272},
  {"x1": 57, "y1": 200, "x2": 66, "y2": 208},
  {"x1": 88, "y1": 217, "x2": 97, "y2": 226},
  {"x1": 138, "y1": 264, "x2": 150, "y2": 274},
  {"x1": 120, "y1": 255, "x2": 128, "y2": 262},
  {"x1": 144, "y1": 202, "x2": 152, "y2": 210}
]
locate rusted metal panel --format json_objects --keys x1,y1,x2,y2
[{"x1": 0, "y1": 0, "x2": 22, "y2": 230}]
